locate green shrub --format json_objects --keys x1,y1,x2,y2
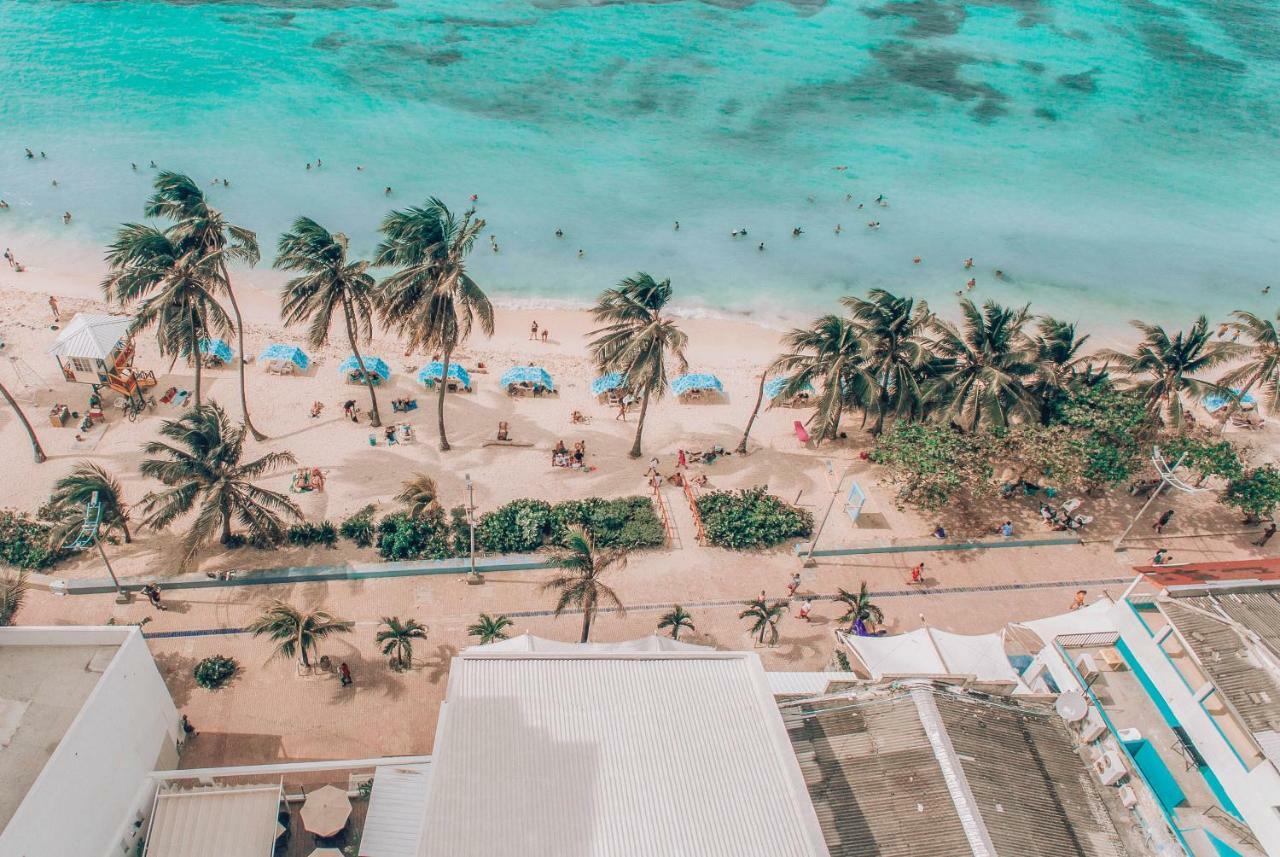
[
  {"x1": 549, "y1": 497, "x2": 664, "y2": 549},
  {"x1": 476, "y1": 499, "x2": 552, "y2": 553},
  {"x1": 0, "y1": 509, "x2": 63, "y2": 570},
  {"x1": 448, "y1": 506, "x2": 471, "y2": 556},
  {"x1": 835, "y1": 650, "x2": 852, "y2": 672},
  {"x1": 287, "y1": 521, "x2": 338, "y2": 548},
  {"x1": 340, "y1": 504, "x2": 377, "y2": 547},
  {"x1": 193, "y1": 655, "x2": 238, "y2": 690},
  {"x1": 1222, "y1": 465, "x2": 1280, "y2": 522},
  {"x1": 695, "y1": 487, "x2": 813, "y2": 550},
  {"x1": 375, "y1": 510, "x2": 453, "y2": 561}
]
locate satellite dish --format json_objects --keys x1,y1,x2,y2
[{"x1": 1055, "y1": 691, "x2": 1089, "y2": 723}]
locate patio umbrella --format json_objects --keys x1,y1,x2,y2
[{"x1": 300, "y1": 785, "x2": 352, "y2": 837}]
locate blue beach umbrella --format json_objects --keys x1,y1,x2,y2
[
  {"x1": 338, "y1": 355, "x2": 389, "y2": 381},
  {"x1": 417, "y1": 361, "x2": 472, "y2": 389},
  {"x1": 258, "y1": 343, "x2": 309, "y2": 371},
  {"x1": 591, "y1": 372, "x2": 626, "y2": 397},
  {"x1": 764, "y1": 375, "x2": 815, "y2": 400},
  {"x1": 1202, "y1": 388, "x2": 1256, "y2": 411},
  {"x1": 671, "y1": 373, "x2": 724, "y2": 397},
  {"x1": 198, "y1": 338, "x2": 233, "y2": 363},
  {"x1": 501, "y1": 365, "x2": 555, "y2": 391}
]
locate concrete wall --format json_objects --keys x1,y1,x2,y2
[
  {"x1": 1110, "y1": 604, "x2": 1280, "y2": 856},
  {"x1": 0, "y1": 627, "x2": 180, "y2": 857}
]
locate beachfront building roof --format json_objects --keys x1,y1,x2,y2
[
  {"x1": 418, "y1": 636, "x2": 830, "y2": 857},
  {"x1": 197, "y1": 338, "x2": 234, "y2": 364},
  {"x1": 764, "y1": 375, "x2": 815, "y2": 401},
  {"x1": 780, "y1": 684, "x2": 1142, "y2": 857},
  {"x1": 591, "y1": 371, "x2": 626, "y2": 397},
  {"x1": 47, "y1": 313, "x2": 133, "y2": 361},
  {"x1": 259, "y1": 343, "x2": 309, "y2": 373},
  {"x1": 0, "y1": 626, "x2": 181, "y2": 857},
  {"x1": 499, "y1": 365, "x2": 554, "y2": 391},
  {"x1": 417, "y1": 361, "x2": 471, "y2": 391},
  {"x1": 339, "y1": 355, "x2": 390, "y2": 382},
  {"x1": 837, "y1": 626, "x2": 1030, "y2": 694},
  {"x1": 144, "y1": 782, "x2": 283, "y2": 857},
  {"x1": 671, "y1": 372, "x2": 724, "y2": 398}
]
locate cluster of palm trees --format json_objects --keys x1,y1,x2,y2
[{"x1": 752, "y1": 289, "x2": 1280, "y2": 446}]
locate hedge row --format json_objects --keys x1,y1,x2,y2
[{"x1": 695, "y1": 487, "x2": 813, "y2": 550}]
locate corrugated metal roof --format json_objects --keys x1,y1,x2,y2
[
  {"x1": 419, "y1": 646, "x2": 829, "y2": 857},
  {"x1": 145, "y1": 783, "x2": 280, "y2": 857},
  {"x1": 767, "y1": 671, "x2": 859, "y2": 696},
  {"x1": 360, "y1": 764, "x2": 432, "y2": 857},
  {"x1": 47, "y1": 313, "x2": 132, "y2": 359}
]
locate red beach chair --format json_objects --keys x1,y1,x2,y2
[{"x1": 793, "y1": 420, "x2": 811, "y2": 447}]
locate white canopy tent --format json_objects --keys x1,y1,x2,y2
[
  {"x1": 838, "y1": 627, "x2": 1029, "y2": 693},
  {"x1": 144, "y1": 782, "x2": 282, "y2": 857},
  {"x1": 1012, "y1": 596, "x2": 1117, "y2": 647}
]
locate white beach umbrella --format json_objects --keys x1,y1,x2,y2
[{"x1": 300, "y1": 785, "x2": 352, "y2": 837}]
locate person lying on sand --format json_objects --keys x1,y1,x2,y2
[{"x1": 310, "y1": 401, "x2": 324, "y2": 418}]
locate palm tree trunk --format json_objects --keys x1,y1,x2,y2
[
  {"x1": 580, "y1": 605, "x2": 592, "y2": 643},
  {"x1": 219, "y1": 261, "x2": 265, "y2": 441},
  {"x1": 343, "y1": 300, "x2": 380, "y2": 428},
  {"x1": 299, "y1": 633, "x2": 310, "y2": 669},
  {"x1": 872, "y1": 390, "x2": 888, "y2": 436},
  {"x1": 0, "y1": 379, "x2": 46, "y2": 463},
  {"x1": 629, "y1": 390, "x2": 651, "y2": 459},
  {"x1": 189, "y1": 309, "x2": 203, "y2": 409},
  {"x1": 736, "y1": 372, "x2": 767, "y2": 455},
  {"x1": 437, "y1": 346, "x2": 452, "y2": 452},
  {"x1": 120, "y1": 519, "x2": 132, "y2": 544}
]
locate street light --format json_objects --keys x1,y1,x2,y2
[
  {"x1": 1113, "y1": 446, "x2": 1203, "y2": 551},
  {"x1": 464, "y1": 473, "x2": 483, "y2": 585}
]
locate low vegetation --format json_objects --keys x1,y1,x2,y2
[
  {"x1": 193, "y1": 655, "x2": 239, "y2": 690},
  {"x1": 695, "y1": 488, "x2": 812, "y2": 550},
  {"x1": 0, "y1": 510, "x2": 62, "y2": 570}
]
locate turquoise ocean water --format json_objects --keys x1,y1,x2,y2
[{"x1": 1, "y1": 0, "x2": 1277, "y2": 328}]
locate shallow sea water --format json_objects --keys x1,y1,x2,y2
[{"x1": 1, "y1": 0, "x2": 1277, "y2": 328}]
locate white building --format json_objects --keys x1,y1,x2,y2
[{"x1": 0, "y1": 626, "x2": 181, "y2": 857}]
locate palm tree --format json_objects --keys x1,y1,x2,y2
[
  {"x1": 102, "y1": 224, "x2": 233, "y2": 408},
  {"x1": 0, "y1": 572, "x2": 28, "y2": 626},
  {"x1": 277, "y1": 216, "x2": 382, "y2": 427},
  {"x1": 843, "y1": 289, "x2": 933, "y2": 434},
  {"x1": 0, "y1": 379, "x2": 46, "y2": 463},
  {"x1": 1032, "y1": 316, "x2": 1091, "y2": 423},
  {"x1": 835, "y1": 582, "x2": 884, "y2": 634},
  {"x1": 138, "y1": 403, "x2": 301, "y2": 563},
  {"x1": 927, "y1": 298, "x2": 1039, "y2": 432},
  {"x1": 375, "y1": 199, "x2": 494, "y2": 450},
  {"x1": 1221, "y1": 311, "x2": 1280, "y2": 426},
  {"x1": 773, "y1": 314, "x2": 870, "y2": 443},
  {"x1": 376, "y1": 616, "x2": 428, "y2": 670},
  {"x1": 247, "y1": 600, "x2": 353, "y2": 670},
  {"x1": 588, "y1": 273, "x2": 688, "y2": 458},
  {"x1": 736, "y1": 371, "x2": 769, "y2": 455},
  {"x1": 1099, "y1": 316, "x2": 1243, "y2": 429},
  {"x1": 146, "y1": 172, "x2": 265, "y2": 439},
  {"x1": 395, "y1": 473, "x2": 439, "y2": 519},
  {"x1": 47, "y1": 463, "x2": 132, "y2": 546},
  {"x1": 542, "y1": 525, "x2": 627, "y2": 643},
  {"x1": 468, "y1": 613, "x2": 514, "y2": 644},
  {"x1": 657, "y1": 604, "x2": 695, "y2": 640},
  {"x1": 739, "y1": 598, "x2": 785, "y2": 646}
]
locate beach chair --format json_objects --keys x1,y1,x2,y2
[
  {"x1": 159, "y1": 387, "x2": 177, "y2": 405},
  {"x1": 793, "y1": 420, "x2": 811, "y2": 447}
]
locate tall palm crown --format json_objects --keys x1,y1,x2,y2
[
  {"x1": 1032, "y1": 316, "x2": 1091, "y2": 422},
  {"x1": 1222, "y1": 310, "x2": 1280, "y2": 414},
  {"x1": 588, "y1": 273, "x2": 688, "y2": 458},
  {"x1": 276, "y1": 217, "x2": 382, "y2": 426},
  {"x1": 739, "y1": 598, "x2": 785, "y2": 646},
  {"x1": 102, "y1": 224, "x2": 232, "y2": 409},
  {"x1": 376, "y1": 616, "x2": 428, "y2": 669},
  {"x1": 773, "y1": 314, "x2": 870, "y2": 443},
  {"x1": 657, "y1": 604, "x2": 695, "y2": 641},
  {"x1": 1099, "y1": 316, "x2": 1242, "y2": 428},
  {"x1": 842, "y1": 289, "x2": 932, "y2": 434},
  {"x1": 927, "y1": 298, "x2": 1039, "y2": 432},
  {"x1": 395, "y1": 473, "x2": 440, "y2": 519},
  {"x1": 47, "y1": 462, "x2": 132, "y2": 546},
  {"x1": 143, "y1": 172, "x2": 264, "y2": 438},
  {"x1": 468, "y1": 613, "x2": 514, "y2": 644},
  {"x1": 247, "y1": 601, "x2": 353, "y2": 669},
  {"x1": 138, "y1": 403, "x2": 301, "y2": 563},
  {"x1": 835, "y1": 582, "x2": 884, "y2": 632},
  {"x1": 542, "y1": 526, "x2": 627, "y2": 643},
  {"x1": 375, "y1": 199, "x2": 494, "y2": 451}
]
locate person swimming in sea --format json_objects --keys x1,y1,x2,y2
[
  {"x1": 867, "y1": 221, "x2": 880, "y2": 229},
  {"x1": 875, "y1": 194, "x2": 887, "y2": 206},
  {"x1": 577, "y1": 249, "x2": 584, "y2": 258},
  {"x1": 385, "y1": 186, "x2": 392, "y2": 196},
  {"x1": 131, "y1": 162, "x2": 137, "y2": 170},
  {"x1": 966, "y1": 278, "x2": 976, "y2": 290},
  {"x1": 674, "y1": 220, "x2": 680, "y2": 230},
  {"x1": 25, "y1": 148, "x2": 34, "y2": 159},
  {"x1": 1265, "y1": 286, "x2": 1272, "y2": 295},
  {"x1": 792, "y1": 227, "x2": 803, "y2": 237},
  {"x1": 758, "y1": 242, "x2": 765, "y2": 252},
  {"x1": 555, "y1": 228, "x2": 564, "y2": 238},
  {"x1": 964, "y1": 257, "x2": 974, "y2": 269},
  {"x1": 306, "y1": 162, "x2": 311, "y2": 170},
  {"x1": 62, "y1": 211, "x2": 72, "y2": 224},
  {"x1": 834, "y1": 224, "x2": 842, "y2": 234},
  {"x1": 149, "y1": 160, "x2": 156, "y2": 168}
]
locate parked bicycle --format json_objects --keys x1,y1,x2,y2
[{"x1": 117, "y1": 395, "x2": 156, "y2": 422}]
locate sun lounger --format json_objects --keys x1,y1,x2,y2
[
  {"x1": 793, "y1": 420, "x2": 811, "y2": 446},
  {"x1": 159, "y1": 387, "x2": 177, "y2": 404},
  {"x1": 173, "y1": 390, "x2": 189, "y2": 407}
]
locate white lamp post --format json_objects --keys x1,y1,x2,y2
[{"x1": 465, "y1": 474, "x2": 483, "y2": 584}]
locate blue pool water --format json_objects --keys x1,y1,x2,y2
[{"x1": 1, "y1": 0, "x2": 1278, "y2": 327}]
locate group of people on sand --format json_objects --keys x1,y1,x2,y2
[
  {"x1": 552, "y1": 440, "x2": 587, "y2": 469},
  {"x1": 644, "y1": 451, "x2": 711, "y2": 490}
]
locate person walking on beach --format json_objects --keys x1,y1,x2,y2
[
  {"x1": 142, "y1": 583, "x2": 165, "y2": 611},
  {"x1": 1154, "y1": 509, "x2": 1174, "y2": 534},
  {"x1": 339, "y1": 662, "x2": 353, "y2": 687},
  {"x1": 798, "y1": 599, "x2": 812, "y2": 621},
  {"x1": 541, "y1": 329, "x2": 549, "y2": 343},
  {"x1": 616, "y1": 400, "x2": 627, "y2": 422},
  {"x1": 530, "y1": 320, "x2": 539, "y2": 340},
  {"x1": 1255, "y1": 521, "x2": 1277, "y2": 547},
  {"x1": 48, "y1": 295, "x2": 60, "y2": 322},
  {"x1": 786, "y1": 572, "x2": 801, "y2": 598},
  {"x1": 1152, "y1": 549, "x2": 1170, "y2": 566},
  {"x1": 677, "y1": 449, "x2": 688, "y2": 470}
]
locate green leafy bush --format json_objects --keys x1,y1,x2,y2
[
  {"x1": 476, "y1": 499, "x2": 552, "y2": 553},
  {"x1": 1222, "y1": 465, "x2": 1280, "y2": 522},
  {"x1": 448, "y1": 506, "x2": 471, "y2": 556},
  {"x1": 287, "y1": 521, "x2": 338, "y2": 548},
  {"x1": 548, "y1": 497, "x2": 665, "y2": 549},
  {"x1": 375, "y1": 510, "x2": 453, "y2": 561},
  {"x1": 872, "y1": 423, "x2": 993, "y2": 509},
  {"x1": 340, "y1": 504, "x2": 377, "y2": 548},
  {"x1": 0, "y1": 509, "x2": 63, "y2": 570},
  {"x1": 695, "y1": 487, "x2": 812, "y2": 550},
  {"x1": 193, "y1": 655, "x2": 238, "y2": 690}
]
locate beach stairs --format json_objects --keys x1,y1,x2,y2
[
  {"x1": 68, "y1": 501, "x2": 103, "y2": 550},
  {"x1": 652, "y1": 485, "x2": 683, "y2": 549}
]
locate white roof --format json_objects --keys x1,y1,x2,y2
[
  {"x1": 766, "y1": 671, "x2": 859, "y2": 696},
  {"x1": 145, "y1": 783, "x2": 281, "y2": 857},
  {"x1": 480, "y1": 633, "x2": 708, "y2": 653},
  {"x1": 47, "y1": 313, "x2": 133, "y2": 360},
  {"x1": 841, "y1": 627, "x2": 1028, "y2": 691},
  {"x1": 360, "y1": 764, "x2": 432, "y2": 857},
  {"x1": 1012, "y1": 596, "x2": 1118, "y2": 647},
  {"x1": 419, "y1": 640, "x2": 830, "y2": 857}
]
